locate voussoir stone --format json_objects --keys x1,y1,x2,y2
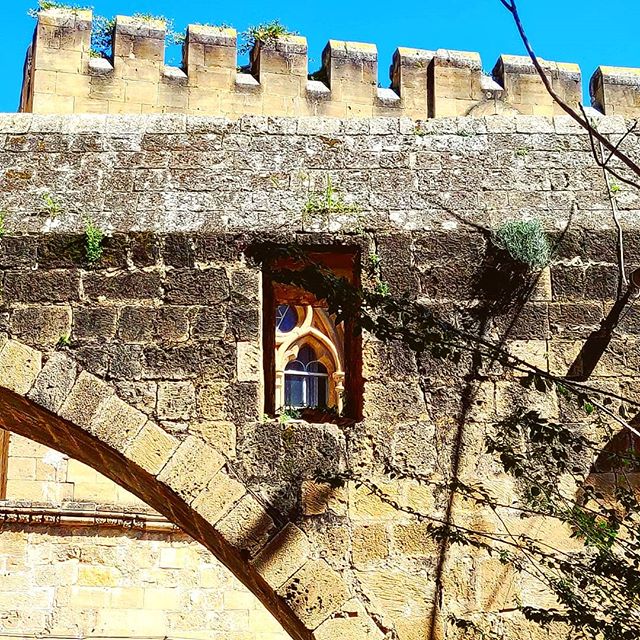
[
  {"x1": 190, "y1": 470, "x2": 246, "y2": 524},
  {"x1": 125, "y1": 421, "x2": 179, "y2": 475},
  {"x1": 88, "y1": 394, "x2": 148, "y2": 450},
  {"x1": 0, "y1": 340, "x2": 42, "y2": 395},
  {"x1": 59, "y1": 371, "x2": 113, "y2": 429},
  {"x1": 278, "y1": 559, "x2": 351, "y2": 630},
  {"x1": 27, "y1": 352, "x2": 78, "y2": 413},
  {"x1": 252, "y1": 523, "x2": 311, "y2": 589},
  {"x1": 157, "y1": 435, "x2": 225, "y2": 501}
]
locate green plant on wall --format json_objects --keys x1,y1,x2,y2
[
  {"x1": 29, "y1": 4, "x2": 184, "y2": 58},
  {"x1": 0, "y1": 211, "x2": 6, "y2": 239},
  {"x1": 27, "y1": 1, "x2": 89, "y2": 16},
  {"x1": 56, "y1": 334, "x2": 71, "y2": 349},
  {"x1": 41, "y1": 191, "x2": 63, "y2": 219},
  {"x1": 302, "y1": 176, "x2": 361, "y2": 230},
  {"x1": 240, "y1": 20, "x2": 296, "y2": 54},
  {"x1": 84, "y1": 217, "x2": 104, "y2": 263},
  {"x1": 493, "y1": 219, "x2": 550, "y2": 269}
]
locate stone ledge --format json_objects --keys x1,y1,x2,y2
[
  {"x1": 0, "y1": 502, "x2": 177, "y2": 532},
  {"x1": 0, "y1": 112, "x2": 636, "y2": 134}
]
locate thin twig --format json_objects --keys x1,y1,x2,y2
[
  {"x1": 598, "y1": 140, "x2": 628, "y2": 298},
  {"x1": 501, "y1": 0, "x2": 640, "y2": 185},
  {"x1": 578, "y1": 104, "x2": 640, "y2": 191}
]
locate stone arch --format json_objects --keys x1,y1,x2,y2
[{"x1": 0, "y1": 337, "x2": 379, "y2": 640}]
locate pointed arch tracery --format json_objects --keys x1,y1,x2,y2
[{"x1": 275, "y1": 304, "x2": 345, "y2": 412}]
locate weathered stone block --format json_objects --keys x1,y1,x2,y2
[
  {"x1": 224, "y1": 382, "x2": 262, "y2": 424},
  {"x1": 392, "y1": 521, "x2": 437, "y2": 557},
  {"x1": 142, "y1": 342, "x2": 235, "y2": 380},
  {"x1": 189, "y1": 419, "x2": 236, "y2": 458},
  {"x1": 83, "y1": 271, "x2": 162, "y2": 300},
  {"x1": 196, "y1": 381, "x2": 228, "y2": 420},
  {"x1": 0, "y1": 340, "x2": 42, "y2": 395},
  {"x1": 157, "y1": 435, "x2": 225, "y2": 501},
  {"x1": 315, "y1": 598, "x2": 384, "y2": 640},
  {"x1": 59, "y1": 371, "x2": 113, "y2": 429},
  {"x1": 278, "y1": 559, "x2": 350, "y2": 630},
  {"x1": 118, "y1": 306, "x2": 155, "y2": 343},
  {"x1": 156, "y1": 381, "x2": 195, "y2": 420},
  {"x1": 189, "y1": 306, "x2": 227, "y2": 340},
  {"x1": 227, "y1": 297, "x2": 260, "y2": 341},
  {"x1": 4, "y1": 270, "x2": 81, "y2": 303},
  {"x1": 124, "y1": 420, "x2": 179, "y2": 475},
  {"x1": 252, "y1": 524, "x2": 311, "y2": 589},
  {"x1": 300, "y1": 480, "x2": 346, "y2": 516},
  {"x1": 215, "y1": 495, "x2": 275, "y2": 555},
  {"x1": 190, "y1": 471, "x2": 245, "y2": 523},
  {"x1": 349, "y1": 481, "x2": 401, "y2": 522},
  {"x1": 164, "y1": 268, "x2": 229, "y2": 305},
  {"x1": 352, "y1": 524, "x2": 388, "y2": 567},
  {"x1": 73, "y1": 306, "x2": 118, "y2": 340},
  {"x1": 11, "y1": 305, "x2": 72, "y2": 346},
  {"x1": 236, "y1": 341, "x2": 261, "y2": 383},
  {"x1": 162, "y1": 234, "x2": 195, "y2": 267},
  {"x1": 28, "y1": 352, "x2": 77, "y2": 412},
  {"x1": 88, "y1": 394, "x2": 148, "y2": 450}
]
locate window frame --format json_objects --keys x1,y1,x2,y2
[{"x1": 262, "y1": 247, "x2": 362, "y2": 422}]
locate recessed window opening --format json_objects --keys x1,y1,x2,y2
[
  {"x1": 275, "y1": 305, "x2": 345, "y2": 413},
  {"x1": 263, "y1": 249, "x2": 362, "y2": 422}
]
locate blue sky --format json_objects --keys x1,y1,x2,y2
[{"x1": 2, "y1": 0, "x2": 639, "y2": 112}]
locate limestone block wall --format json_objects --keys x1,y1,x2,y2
[
  {"x1": 0, "y1": 523, "x2": 287, "y2": 639},
  {"x1": 0, "y1": 433, "x2": 288, "y2": 639},
  {"x1": 5, "y1": 434, "x2": 144, "y2": 505},
  {"x1": 0, "y1": 113, "x2": 640, "y2": 639},
  {"x1": 20, "y1": 7, "x2": 612, "y2": 119}
]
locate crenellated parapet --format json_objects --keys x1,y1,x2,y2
[
  {"x1": 590, "y1": 66, "x2": 640, "y2": 117},
  {"x1": 20, "y1": 7, "x2": 640, "y2": 119}
]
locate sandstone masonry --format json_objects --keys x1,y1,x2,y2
[
  {"x1": 1, "y1": 111, "x2": 640, "y2": 640},
  {"x1": 20, "y1": 8, "x2": 640, "y2": 119}
]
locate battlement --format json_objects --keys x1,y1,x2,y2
[{"x1": 19, "y1": 7, "x2": 640, "y2": 118}]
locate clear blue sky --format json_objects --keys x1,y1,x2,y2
[{"x1": 2, "y1": 0, "x2": 640, "y2": 112}]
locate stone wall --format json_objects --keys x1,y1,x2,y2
[
  {"x1": 0, "y1": 112, "x2": 640, "y2": 639},
  {"x1": 1, "y1": 433, "x2": 289, "y2": 639},
  {"x1": 5, "y1": 433, "x2": 145, "y2": 505},
  {"x1": 0, "y1": 522, "x2": 286, "y2": 639}
]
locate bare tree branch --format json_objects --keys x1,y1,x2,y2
[
  {"x1": 501, "y1": 0, "x2": 640, "y2": 183},
  {"x1": 598, "y1": 140, "x2": 629, "y2": 298},
  {"x1": 577, "y1": 104, "x2": 640, "y2": 190}
]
